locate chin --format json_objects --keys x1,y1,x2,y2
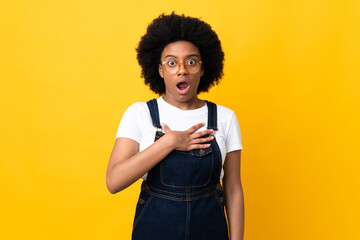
[{"x1": 177, "y1": 95, "x2": 197, "y2": 102}]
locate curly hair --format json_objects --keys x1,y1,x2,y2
[{"x1": 136, "y1": 12, "x2": 224, "y2": 94}]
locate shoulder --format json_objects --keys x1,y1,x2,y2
[
  {"x1": 212, "y1": 103, "x2": 239, "y2": 133},
  {"x1": 123, "y1": 101, "x2": 149, "y2": 115},
  {"x1": 126, "y1": 101, "x2": 148, "y2": 110},
  {"x1": 214, "y1": 103, "x2": 236, "y2": 120},
  {"x1": 119, "y1": 101, "x2": 151, "y2": 124},
  {"x1": 117, "y1": 101, "x2": 153, "y2": 137},
  {"x1": 212, "y1": 103, "x2": 243, "y2": 151}
]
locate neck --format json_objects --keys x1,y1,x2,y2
[{"x1": 162, "y1": 95, "x2": 205, "y2": 110}]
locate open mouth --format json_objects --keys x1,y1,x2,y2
[{"x1": 176, "y1": 81, "x2": 189, "y2": 90}]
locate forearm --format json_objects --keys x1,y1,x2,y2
[
  {"x1": 107, "y1": 135, "x2": 174, "y2": 193},
  {"x1": 106, "y1": 123, "x2": 212, "y2": 194},
  {"x1": 225, "y1": 189, "x2": 245, "y2": 240}
]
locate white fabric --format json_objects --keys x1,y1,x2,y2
[{"x1": 115, "y1": 96, "x2": 243, "y2": 180}]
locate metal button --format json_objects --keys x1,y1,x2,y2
[
  {"x1": 141, "y1": 183, "x2": 149, "y2": 191},
  {"x1": 199, "y1": 149, "x2": 205, "y2": 155},
  {"x1": 219, "y1": 197, "x2": 224, "y2": 203},
  {"x1": 216, "y1": 183, "x2": 222, "y2": 191},
  {"x1": 139, "y1": 198, "x2": 145, "y2": 204}
]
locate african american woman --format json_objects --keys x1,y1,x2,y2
[{"x1": 106, "y1": 12, "x2": 244, "y2": 240}]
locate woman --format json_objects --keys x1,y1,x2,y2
[{"x1": 106, "y1": 12, "x2": 244, "y2": 240}]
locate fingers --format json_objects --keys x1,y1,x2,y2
[
  {"x1": 191, "y1": 128, "x2": 214, "y2": 139},
  {"x1": 189, "y1": 143, "x2": 211, "y2": 150},
  {"x1": 186, "y1": 123, "x2": 214, "y2": 139},
  {"x1": 192, "y1": 135, "x2": 214, "y2": 144},
  {"x1": 186, "y1": 123, "x2": 206, "y2": 134},
  {"x1": 161, "y1": 123, "x2": 171, "y2": 133}
]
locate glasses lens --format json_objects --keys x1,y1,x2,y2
[
  {"x1": 186, "y1": 59, "x2": 200, "y2": 73},
  {"x1": 164, "y1": 63, "x2": 178, "y2": 74},
  {"x1": 164, "y1": 60, "x2": 201, "y2": 74}
]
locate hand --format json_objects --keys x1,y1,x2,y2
[{"x1": 161, "y1": 122, "x2": 214, "y2": 151}]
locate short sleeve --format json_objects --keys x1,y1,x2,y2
[
  {"x1": 115, "y1": 103, "x2": 142, "y2": 143},
  {"x1": 225, "y1": 111, "x2": 243, "y2": 152}
]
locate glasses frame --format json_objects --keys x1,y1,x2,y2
[{"x1": 161, "y1": 59, "x2": 203, "y2": 74}]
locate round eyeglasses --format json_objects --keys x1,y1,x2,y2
[{"x1": 161, "y1": 59, "x2": 202, "y2": 74}]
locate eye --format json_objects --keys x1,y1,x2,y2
[
  {"x1": 167, "y1": 60, "x2": 177, "y2": 67},
  {"x1": 187, "y1": 59, "x2": 196, "y2": 66}
]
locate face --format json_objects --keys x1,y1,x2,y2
[{"x1": 159, "y1": 40, "x2": 204, "y2": 104}]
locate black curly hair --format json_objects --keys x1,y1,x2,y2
[{"x1": 136, "y1": 12, "x2": 224, "y2": 94}]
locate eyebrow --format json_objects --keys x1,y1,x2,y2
[{"x1": 164, "y1": 54, "x2": 200, "y2": 59}]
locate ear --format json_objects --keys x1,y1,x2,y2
[
  {"x1": 200, "y1": 67, "x2": 204, "y2": 76},
  {"x1": 159, "y1": 64, "x2": 164, "y2": 78}
]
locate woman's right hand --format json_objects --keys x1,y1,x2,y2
[
  {"x1": 106, "y1": 122, "x2": 214, "y2": 194},
  {"x1": 161, "y1": 122, "x2": 214, "y2": 151}
]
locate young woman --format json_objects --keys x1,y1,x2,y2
[{"x1": 106, "y1": 12, "x2": 244, "y2": 240}]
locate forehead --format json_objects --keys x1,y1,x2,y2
[{"x1": 161, "y1": 40, "x2": 201, "y2": 59}]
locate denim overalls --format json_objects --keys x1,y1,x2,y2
[{"x1": 132, "y1": 99, "x2": 229, "y2": 240}]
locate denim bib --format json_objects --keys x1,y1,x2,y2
[{"x1": 132, "y1": 99, "x2": 229, "y2": 240}]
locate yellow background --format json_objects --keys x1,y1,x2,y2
[{"x1": 1, "y1": 0, "x2": 359, "y2": 239}]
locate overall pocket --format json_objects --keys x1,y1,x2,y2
[
  {"x1": 133, "y1": 191, "x2": 153, "y2": 229},
  {"x1": 160, "y1": 145, "x2": 214, "y2": 188},
  {"x1": 214, "y1": 188, "x2": 228, "y2": 221}
]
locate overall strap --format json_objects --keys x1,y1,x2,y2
[
  {"x1": 146, "y1": 98, "x2": 162, "y2": 129},
  {"x1": 204, "y1": 100, "x2": 218, "y2": 131}
]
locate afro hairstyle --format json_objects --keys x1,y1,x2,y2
[{"x1": 136, "y1": 12, "x2": 224, "y2": 94}]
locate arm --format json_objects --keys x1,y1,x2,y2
[
  {"x1": 222, "y1": 150, "x2": 244, "y2": 240},
  {"x1": 106, "y1": 123, "x2": 214, "y2": 194}
]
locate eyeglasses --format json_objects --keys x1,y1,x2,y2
[{"x1": 161, "y1": 59, "x2": 202, "y2": 74}]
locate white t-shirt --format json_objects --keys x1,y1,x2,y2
[{"x1": 115, "y1": 96, "x2": 243, "y2": 180}]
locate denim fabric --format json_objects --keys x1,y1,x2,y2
[{"x1": 132, "y1": 99, "x2": 229, "y2": 240}]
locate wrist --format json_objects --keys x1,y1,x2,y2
[{"x1": 161, "y1": 132, "x2": 176, "y2": 150}]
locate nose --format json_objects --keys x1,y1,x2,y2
[{"x1": 177, "y1": 63, "x2": 188, "y2": 75}]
